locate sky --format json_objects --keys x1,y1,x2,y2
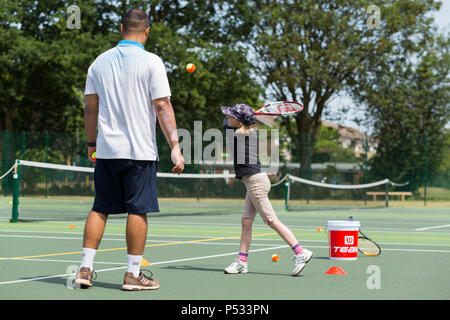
[{"x1": 323, "y1": 0, "x2": 450, "y2": 133}]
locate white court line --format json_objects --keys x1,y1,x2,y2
[
  {"x1": 381, "y1": 248, "x2": 450, "y2": 253},
  {"x1": 0, "y1": 234, "x2": 123, "y2": 241},
  {"x1": 0, "y1": 258, "x2": 127, "y2": 265},
  {"x1": 2, "y1": 218, "x2": 450, "y2": 234},
  {"x1": 2, "y1": 243, "x2": 450, "y2": 286},
  {"x1": 0, "y1": 234, "x2": 275, "y2": 248},
  {"x1": 2, "y1": 244, "x2": 450, "y2": 266},
  {"x1": 0, "y1": 229, "x2": 216, "y2": 238},
  {"x1": 2, "y1": 232, "x2": 450, "y2": 248},
  {"x1": 0, "y1": 245, "x2": 289, "y2": 286},
  {"x1": 415, "y1": 224, "x2": 450, "y2": 231}
]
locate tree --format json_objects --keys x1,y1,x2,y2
[
  {"x1": 0, "y1": 0, "x2": 262, "y2": 134},
  {"x1": 222, "y1": 0, "x2": 443, "y2": 175},
  {"x1": 0, "y1": 0, "x2": 116, "y2": 132},
  {"x1": 352, "y1": 34, "x2": 450, "y2": 190}
]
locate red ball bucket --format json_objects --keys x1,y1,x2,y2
[{"x1": 327, "y1": 221, "x2": 360, "y2": 260}]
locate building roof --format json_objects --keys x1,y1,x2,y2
[{"x1": 322, "y1": 121, "x2": 367, "y2": 140}]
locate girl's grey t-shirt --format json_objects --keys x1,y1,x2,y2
[{"x1": 223, "y1": 119, "x2": 261, "y2": 179}]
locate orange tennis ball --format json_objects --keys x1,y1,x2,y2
[
  {"x1": 317, "y1": 227, "x2": 323, "y2": 232},
  {"x1": 271, "y1": 254, "x2": 279, "y2": 262},
  {"x1": 186, "y1": 63, "x2": 196, "y2": 73},
  {"x1": 69, "y1": 224, "x2": 75, "y2": 230}
]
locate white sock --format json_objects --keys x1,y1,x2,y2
[
  {"x1": 80, "y1": 247, "x2": 96, "y2": 271},
  {"x1": 127, "y1": 254, "x2": 142, "y2": 277}
]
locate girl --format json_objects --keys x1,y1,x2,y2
[{"x1": 221, "y1": 103, "x2": 313, "y2": 276}]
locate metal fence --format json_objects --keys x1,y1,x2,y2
[{"x1": 1, "y1": 130, "x2": 449, "y2": 203}]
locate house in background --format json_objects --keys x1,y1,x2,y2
[{"x1": 321, "y1": 121, "x2": 377, "y2": 159}]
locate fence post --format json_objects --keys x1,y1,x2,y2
[
  {"x1": 424, "y1": 134, "x2": 428, "y2": 207},
  {"x1": 3, "y1": 131, "x2": 9, "y2": 197},
  {"x1": 21, "y1": 132, "x2": 26, "y2": 159},
  {"x1": 306, "y1": 133, "x2": 311, "y2": 204}
]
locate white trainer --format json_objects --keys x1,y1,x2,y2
[
  {"x1": 224, "y1": 259, "x2": 248, "y2": 274},
  {"x1": 292, "y1": 248, "x2": 313, "y2": 276}
]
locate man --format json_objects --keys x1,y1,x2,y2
[{"x1": 74, "y1": 8, "x2": 184, "y2": 291}]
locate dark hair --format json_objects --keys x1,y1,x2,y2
[{"x1": 122, "y1": 9, "x2": 150, "y2": 34}]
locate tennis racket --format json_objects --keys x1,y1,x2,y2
[
  {"x1": 348, "y1": 216, "x2": 381, "y2": 256},
  {"x1": 255, "y1": 101, "x2": 303, "y2": 116},
  {"x1": 358, "y1": 229, "x2": 381, "y2": 256}
]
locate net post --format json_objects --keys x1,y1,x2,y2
[
  {"x1": 385, "y1": 183, "x2": 389, "y2": 208},
  {"x1": 306, "y1": 133, "x2": 311, "y2": 205},
  {"x1": 11, "y1": 160, "x2": 20, "y2": 223},
  {"x1": 45, "y1": 132, "x2": 49, "y2": 198},
  {"x1": 423, "y1": 134, "x2": 428, "y2": 207},
  {"x1": 364, "y1": 132, "x2": 368, "y2": 206},
  {"x1": 196, "y1": 164, "x2": 201, "y2": 202},
  {"x1": 284, "y1": 176, "x2": 290, "y2": 211}
]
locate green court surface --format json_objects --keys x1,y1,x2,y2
[{"x1": 0, "y1": 197, "x2": 449, "y2": 300}]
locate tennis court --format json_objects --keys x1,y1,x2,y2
[{"x1": 1, "y1": 196, "x2": 449, "y2": 300}]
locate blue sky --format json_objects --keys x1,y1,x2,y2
[
  {"x1": 434, "y1": 0, "x2": 450, "y2": 30},
  {"x1": 324, "y1": 1, "x2": 449, "y2": 133}
]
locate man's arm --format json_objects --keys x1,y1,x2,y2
[
  {"x1": 154, "y1": 97, "x2": 184, "y2": 174},
  {"x1": 84, "y1": 94, "x2": 99, "y2": 162}
]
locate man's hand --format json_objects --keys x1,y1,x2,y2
[
  {"x1": 88, "y1": 146, "x2": 96, "y2": 163},
  {"x1": 171, "y1": 144, "x2": 184, "y2": 174}
]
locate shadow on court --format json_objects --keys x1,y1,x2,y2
[
  {"x1": 34, "y1": 276, "x2": 122, "y2": 290},
  {"x1": 162, "y1": 265, "x2": 303, "y2": 278},
  {"x1": 153, "y1": 210, "x2": 239, "y2": 218}
]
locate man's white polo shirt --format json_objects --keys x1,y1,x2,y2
[{"x1": 84, "y1": 40, "x2": 171, "y2": 160}]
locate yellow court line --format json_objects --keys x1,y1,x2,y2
[{"x1": 0, "y1": 232, "x2": 277, "y2": 261}]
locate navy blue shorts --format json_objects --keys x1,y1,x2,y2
[{"x1": 92, "y1": 159, "x2": 159, "y2": 215}]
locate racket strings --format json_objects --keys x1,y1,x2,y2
[{"x1": 358, "y1": 238, "x2": 380, "y2": 256}]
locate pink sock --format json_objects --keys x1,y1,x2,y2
[
  {"x1": 292, "y1": 243, "x2": 303, "y2": 255},
  {"x1": 238, "y1": 252, "x2": 248, "y2": 263}
]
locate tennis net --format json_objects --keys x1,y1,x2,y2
[
  {"x1": 1, "y1": 159, "x2": 409, "y2": 222},
  {"x1": 283, "y1": 174, "x2": 409, "y2": 211},
  {"x1": 5, "y1": 159, "x2": 250, "y2": 222}
]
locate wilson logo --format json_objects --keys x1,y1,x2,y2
[
  {"x1": 344, "y1": 236, "x2": 354, "y2": 245},
  {"x1": 277, "y1": 104, "x2": 298, "y2": 113}
]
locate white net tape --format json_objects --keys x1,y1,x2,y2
[
  {"x1": 270, "y1": 174, "x2": 289, "y2": 187},
  {"x1": 4, "y1": 160, "x2": 409, "y2": 188},
  {"x1": 0, "y1": 163, "x2": 18, "y2": 180},
  {"x1": 15, "y1": 160, "x2": 236, "y2": 179},
  {"x1": 288, "y1": 174, "x2": 409, "y2": 189}
]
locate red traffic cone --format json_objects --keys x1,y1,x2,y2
[{"x1": 325, "y1": 266, "x2": 346, "y2": 275}]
